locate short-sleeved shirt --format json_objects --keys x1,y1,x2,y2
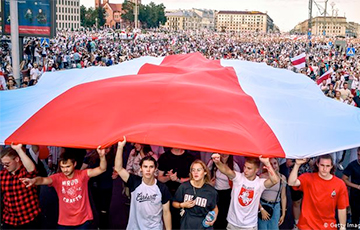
[
  {"x1": 343, "y1": 160, "x2": 360, "y2": 198},
  {"x1": 158, "y1": 151, "x2": 195, "y2": 194},
  {"x1": 173, "y1": 181, "x2": 218, "y2": 229},
  {"x1": 49, "y1": 169, "x2": 92, "y2": 226},
  {"x1": 227, "y1": 172, "x2": 266, "y2": 228},
  {"x1": 126, "y1": 174, "x2": 171, "y2": 230},
  {"x1": 293, "y1": 173, "x2": 349, "y2": 229},
  {"x1": 0, "y1": 166, "x2": 40, "y2": 226}
]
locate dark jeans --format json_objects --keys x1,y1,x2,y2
[
  {"x1": 58, "y1": 220, "x2": 92, "y2": 229},
  {"x1": 350, "y1": 195, "x2": 360, "y2": 229},
  {"x1": 2, "y1": 214, "x2": 40, "y2": 229},
  {"x1": 214, "y1": 188, "x2": 231, "y2": 229}
]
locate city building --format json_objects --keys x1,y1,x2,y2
[
  {"x1": 95, "y1": 0, "x2": 140, "y2": 29},
  {"x1": 347, "y1": 22, "x2": 360, "y2": 37},
  {"x1": 56, "y1": 0, "x2": 81, "y2": 30},
  {"x1": 215, "y1": 11, "x2": 274, "y2": 33},
  {"x1": 165, "y1": 9, "x2": 215, "y2": 31},
  {"x1": 293, "y1": 16, "x2": 347, "y2": 36}
]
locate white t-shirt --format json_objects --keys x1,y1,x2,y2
[
  {"x1": 227, "y1": 171, "x2": 266, "y2": 228},
  {"x1": 126, "y1": 174, "x2": 171, "y2": 230}
]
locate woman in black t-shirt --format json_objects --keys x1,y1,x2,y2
[{"x1": 173, "y1": 160, "x2": 218, "y2": 229}]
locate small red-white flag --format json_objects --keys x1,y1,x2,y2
[
  {"x1": 316, "y1": 68, "x2": 334, "y2": 85},
  {"x1": 291, "y1": 53, "x2": 306, "y2": 69}
]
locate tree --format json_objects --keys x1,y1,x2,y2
[
  {"x1": 94, "y1": 6, "x2": 106, "y2": 27},
  {"x1": 80, "y1": 5, "x2": 87, "y2": 27},
  {"x1": 121, "y1": 1, "x2": 166, "y2": 29},
  {"x1": 80, "y1": 5, "x2": 106, "y2": 28},
  {"x1": 121, "y1": 0, "x2": 135, "y2": 24}
]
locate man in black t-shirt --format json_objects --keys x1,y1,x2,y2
[
  {"x1": 342, "y1": 147, "x2": 360, "y2": 229},
  {"x1": 157, "y1": 148, "x2": 195, "y2": 229}
]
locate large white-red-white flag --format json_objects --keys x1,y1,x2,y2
[
  {"x1": 1, "y1": 53, "x2": 360, "y2": 158},
  {"x1": 290, "y1": 53, "x2": 306, "y2": 69},
  {"x1": 316, "y1": 68, "x2": 334, "y2": 85}
]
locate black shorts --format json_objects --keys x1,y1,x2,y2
[{"x1": 290, "y1": 186, "x2": 303, "y2": 201}]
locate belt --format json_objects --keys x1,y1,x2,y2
[{"x1": 260, "y1": 198, "x2": 280, "y2": 205}]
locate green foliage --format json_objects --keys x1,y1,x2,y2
[
  {"x1": 121, "y1": 1, "x2": 166, "y2": 29},
  {"x1": 121, "y1": 0, "x2": 135, "y2": 22},
  {"x1": 80, "y1": 5, "x2": 106, "y2": 28}
]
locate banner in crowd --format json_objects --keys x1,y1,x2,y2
[
  {"x1": 1, "y1": 53, "x2": 360, "y2": 158},
  {"x1": 1, "y1": 0, "x2": 56, "y2": 37}
]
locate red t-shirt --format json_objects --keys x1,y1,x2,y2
[
  {"x1": 50, "y1": 170, "x2": 92, "y2": 226},
  {"x1": 293, "y1": 173, "x2": 349, "y2": 230}
]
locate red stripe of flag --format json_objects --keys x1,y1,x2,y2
[
  {"x1": 292, "y1": 57, "x2": 306, "y2": 66},
  {"x1": 5, "y1": 53, "x2": 285, "y2": 157}
]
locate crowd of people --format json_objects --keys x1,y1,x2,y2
[
  {"x1": 1, "y1": 138, "x2": 360, "y2": 230},
  {"x1": 1, "y1": 28, "x2": 360, "y2": 106},
  {"x1": 1, "y1": 28, "x2": 360, "y2": 230}
]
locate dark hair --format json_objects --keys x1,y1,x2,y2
[
  {"x1": 0, "y1": 147, "x2": 18, "y2": 159},
  {"x1": 313, "y1": 154, "x2": 335, "y2": 174},
  {"x1": 139, "y1": 156, "x2": 157, "y2": 168},
  {"x1": 135, "y1": 144, "x2": 152, "y2": 155},
  {"x1": 142, "y1": 144, "x2": 152, "y2": 155},
  {"x1": 58, "y1": 151, "x2": 76, "y2": 165},
  {"x1": 245, "y1": 157, "x2": 260, "y2": 168}
]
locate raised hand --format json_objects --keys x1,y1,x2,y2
[
  {"x1": 211, "y1": 153, "x2": 221, "y2": 163},
  {"x1": 295, "y1": 158, "x2": 308, "y2": 166},
  {"x1": 118, "y1": 136, "x2": 127, "y2": 149},
  {"x1": 11, "y1": 142, "x2": 23, "y2": 151},
  {"x1": 259, "y1": 155, "x2": 270, "y2": 166}
]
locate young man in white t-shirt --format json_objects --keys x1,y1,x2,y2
[
  {"x1": 212, "y1": 154, "x2": 279, "y2": 230},
  {"x1": 114, "y1": 136, "x2": 172, "y2": 230}
]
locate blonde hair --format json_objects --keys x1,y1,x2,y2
[{"x1": 189, "y1": 160, "x2": 211, "y2": 184}]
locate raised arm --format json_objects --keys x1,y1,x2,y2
[
  {"x1": 162, "y1": 201, "x2": 172, "y2": 230},
  {"x1": 11, "y1": 143, "x2": 35, "y2": 173},
  {"x1": 288, "y1": 159, "x2": 307, "y2": 186},
  {"x1": 114, "y1": 136, "x2": 130, "y2": 183},
  {"x1": 20, "y1": 176, "x2": 53, "y2": 187},
  {"x1": 260, "y1": 156, "x2": 280, "y2": 188},
  {"x1": 211, "y1": 153, "x2": 236, "y2": 180},
  {"x1": 87, "y1": 146, "x2": 107, "y2": 178}
]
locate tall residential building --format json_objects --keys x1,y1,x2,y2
[
  {"x1": 215, "y1": 11, "x2": 274, "y2": 33},
  {"x1": 165, "y1": 9, "x2": 215, "y2": 31},
  {"x1": 293, "y1": 16, "x2": 347, "y2": 36},
  {"x1": 56, "y1": 0, "x2": 81, "y2": 30}
]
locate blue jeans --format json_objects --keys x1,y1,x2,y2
[{"x1": 258, "y1": 201, "x2": 280, "y2": 230}]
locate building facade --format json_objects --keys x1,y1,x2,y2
[
  {"x1": 165, "y1": 9, "x2": 215, "y2": 31},
  {"x1": 293, "y1": 16, "x2": 347, "y2": 36},
  {"x1": 95, "y1": 0, "x2": 141, "y2": 29},
  {"x1": 56, "y1": 0, "x2": 81, "y2": 30},
  {"x1": 215, "y1": 11, "x2": 274, "y2": 33}
]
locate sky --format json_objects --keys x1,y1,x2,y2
[{"x1": 80, "y1": 0, "x2": 360, "y2": 32}]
